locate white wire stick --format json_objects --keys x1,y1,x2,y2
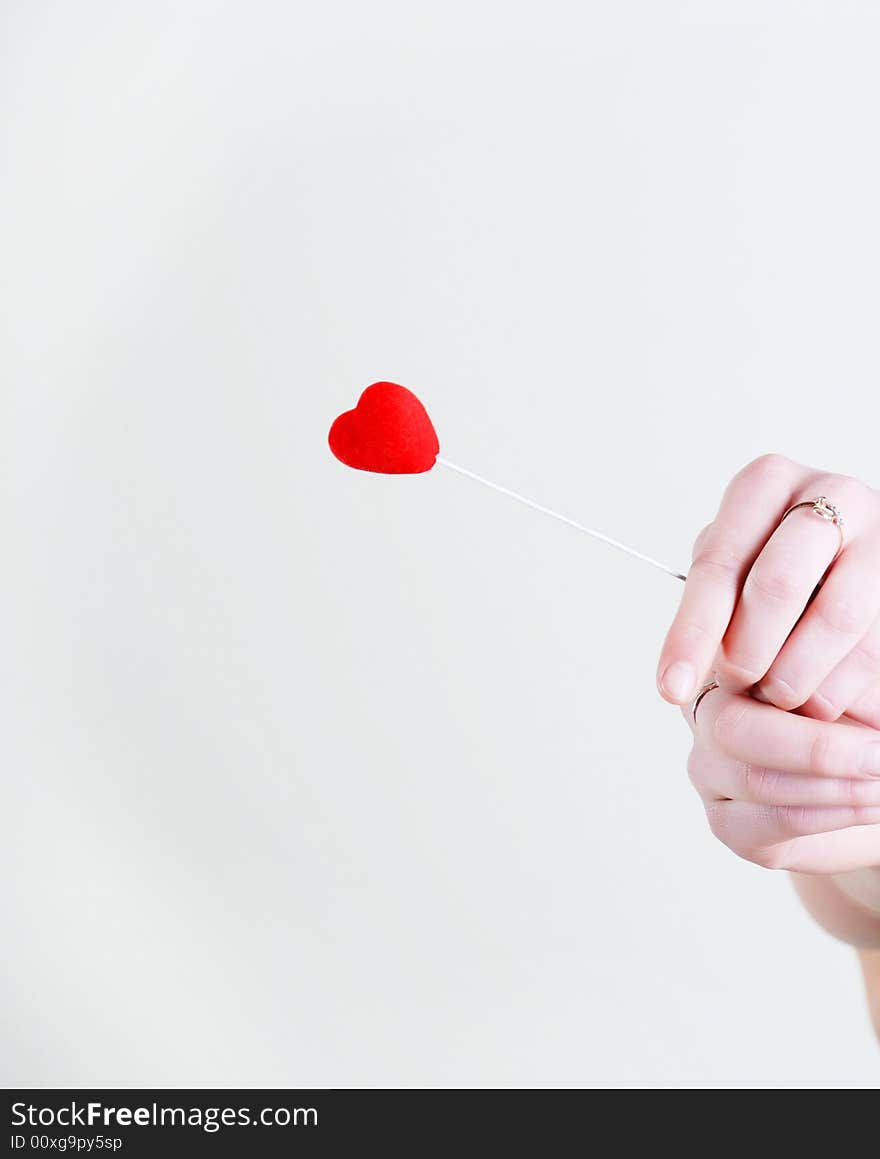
[{"x1": 436, "y1": 456, "x2": 687, "y2": 582}]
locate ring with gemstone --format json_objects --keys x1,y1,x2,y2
[{"x1": 779, "y1": 495, "x2": 845, "y2": 562}]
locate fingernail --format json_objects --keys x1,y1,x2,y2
[
  {"x1": 810, "y1": 693, "x2": 842, "y2": 721},
  {"x1": 757, "y1": 676, "x2": 799, "y2": 709},
  {"x1": 661, "y1": 661, "x2": 696, "y2": 703},
  {"x1": 860, "y1": 744, "x2": 880, "y2": 777}
]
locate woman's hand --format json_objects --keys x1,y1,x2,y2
[
  {"x1": 685, "y1": 686, "x2": 880, "y2": 873},
  {"x1": 657, "y1": 455, "x2": 880, "y2": 723}
]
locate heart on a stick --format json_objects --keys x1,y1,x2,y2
[
  {"x1": 328, "y1": 380, "x2": 685, "y2": 580},
  {"x1": 328, "y1": 381, "x2": 439, "y2": 474}
]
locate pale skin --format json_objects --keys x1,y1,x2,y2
[{"x1": 656, "y1": 454, "x2": 880, "y2": 1040}]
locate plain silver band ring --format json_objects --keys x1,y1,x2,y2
[
  {"x1": 692, "y1": 680, "x2": 720, "y2": 724},
  {"x1": 779, "y1": 495, "x2": 845, "y2": 563}
]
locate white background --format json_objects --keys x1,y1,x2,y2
[{"x1": 2, "y1": 1, "x2": 879, "y2": 1087}]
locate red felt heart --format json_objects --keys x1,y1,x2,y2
[{"x1": 328, "y1": 381, "x2": 439, "y2": 474}]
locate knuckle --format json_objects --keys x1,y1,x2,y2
[
  {"x1": 853, "y1": 631, "x2": 880, "y2": 676},
  {"x1": 812, "y1": 472, "x2": 867, "y2": 507},
  {"x1": 746, "y1": 562, "x2": 800, "y2": 604},
  {"x1": 777, "y1": 804, "x2": 814, "y2": 836},
  {"x1": 691, "y1": 542, "x2": 742, "y2": 581},
  {"x1": 741, "y1": 762, "x2": 778, "y2": 802},
  {"x1": 691, "y1": 523, "x2": 714, "y2": 561},
  {"x1": 840, "y1": 777, "x2": 860, "y2": 806},
  {"x1": 674, "y1": 618, "x2": 717, "y2": 650},
  {"x1": 714, "y1": 652, "x2": 763, "y2": 688},
  {"x1": 738, "y1": 453, "x2": 792, "y2": 486},
  {"x1": 808, "y1": 729, "x2": 838, "y2": 778},
  {"x1": 815, "y1": 590, "x2": 866, "y2": 637},
  {"x1": 712, "y1": 699, "x2": 749, "y2": 752},
  {"x1": 845, "y1": 779, "x2": 880, "y2": 807}
]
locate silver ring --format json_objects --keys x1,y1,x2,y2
[
  {"x1": 779, "y1": 495, "x2": 845, "y2": 562},
  {"x1": 692, "y1": 680, "x2": 719, "y2": 724}
]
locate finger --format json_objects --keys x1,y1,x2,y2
[
  {"x1": 706, "y1": 800, "x2": 880, "y2": 860},
  {"x1": 755, "y1": 532, "x2": 880, "y2": 711},
  {"x1": 687, "y1": 746, "x2": 880, "y2": 807},
  {"x1": 798, "y1": 614, "x2": 880, "y2": 722},
  {"x1": 657, "y1": 454, "x2": 799, "y2": 704},
  {"x1": 716, "y1": 499, "x2": 849, "y2": 694},
  {"x1": 780, "y1": 824, "x2": 880, "y2": 874},
  {"x1": 695, "y1": 687, "x2": 880, "y2": 778}
]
